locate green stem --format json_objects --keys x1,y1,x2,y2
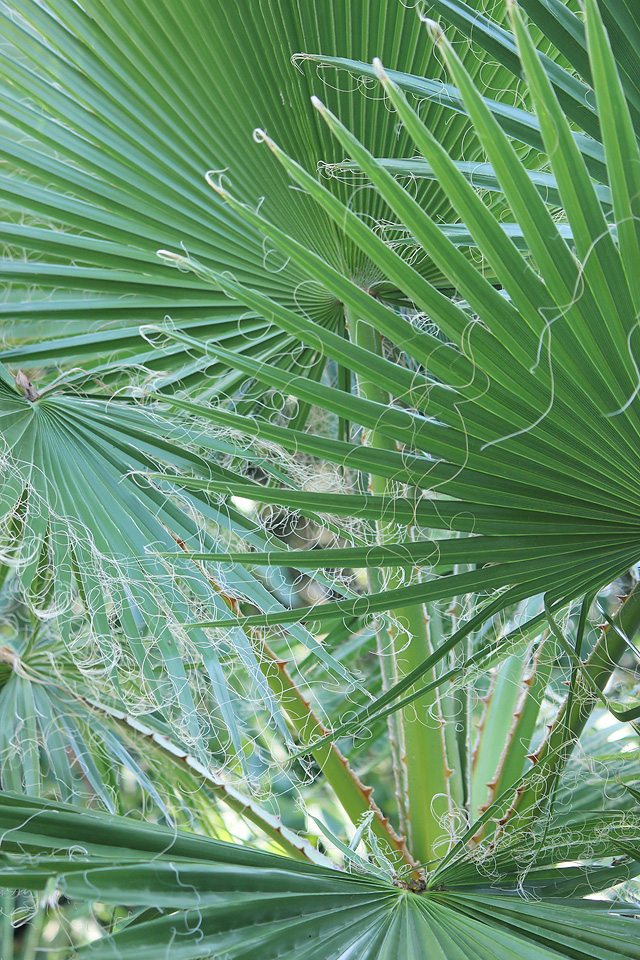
[
  {"x1": 336, "y1": 310, "x2": 351, "y2": 446},
  {"x1": 22, "y1": 879, "x2": 55, "y2": 960},
  {"x1": 516, "y1": 582, "x2": 640, "y2": 817},
  {"x1": 370, "y1": 563, "x2": 409, "y2": 839},
  {"x1": 259, "y1": 640, "x2": 415, "y2": 868},
  {"x1": 351, "y1": 311, "x2": 456, "y2": 868},
  {"x1": 472, "y1": 640, "x2": 551, "y2": 844},
  {"x1": 1, "y1": 890, "x2": 14, "y2": 960}
]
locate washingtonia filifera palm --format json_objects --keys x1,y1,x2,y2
[{"x1": 1, "y1": 1, "x2": 640, "y2": 958}]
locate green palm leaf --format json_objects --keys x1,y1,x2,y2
[
  {"x1": 0, "y1": 576, "x2": 329, "y2": 862},
  {"x1": 1, "y1": 794, "x2": 639, "y2": 959},
  {"x1": 128, "y1": 10, "x2": 640, "y2": 846},
  {"x1": 0, "y1": 0, "x2": 527, "y2": 390},
  {"x1": 0, "y1": 1, "x2": 578, "y2": 864},
  {"x1": 0, "y1": 362, "x2": 369, "y2": 764},
  {"x1": 159, "y1": 2, "x2": 640, "y2": 638}
]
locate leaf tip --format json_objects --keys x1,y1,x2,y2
[
  {"x1": 421, "y1": 16, "x2": 445, "y2": 43},
  {"x1": 157, "y1": 249, "x2": 182, "y2": 264},
  {"x1": 205, "y1": 169, "x2": 228, "y2": 197},
  {"x1": 252, "y1": 127, "x2": 270, "y2": 147}
]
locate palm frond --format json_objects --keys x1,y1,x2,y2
[
  {"x1": 1, "y1": 794, "x2": 640, "y2": 959},
  {"x1": 161, "y1": 3, "x2": 640, "y2": 639},
  {"x1": 0, "y1": 0, "x2": 528, "y2": 389}
]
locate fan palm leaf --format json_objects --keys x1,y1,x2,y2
[
  {"x1": 0, "y1": 0, "x2": 567, "y2": 846},
  {"x1": 1, "y1": 793, "x2": 640, "y2": 959},
  {"x1": 5, "y1": 682, "x2": 638, "y2": 952},
  {"x1": 162, "y1": 0, "x2": 640, "y2": 638},
  {"x1": 0, "y1": 360, "x2": 374, "y2": 771},
  {"x1": 0, "y1": 0, "x2": 528, "y2": 393},
  {"x1": 140, "y1": 2, "x2": 640, "y2": 826}
]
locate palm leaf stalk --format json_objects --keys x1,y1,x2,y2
[
  {"x1": 257, "y1": 633, "x2": 414, "y2": 865},
  {"x1": 351, "y1": 310, "x2": 458, "y2": 865}
]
